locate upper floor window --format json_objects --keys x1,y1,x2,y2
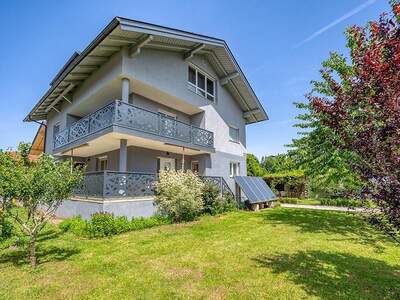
[
  {"x1": 188, "y1": 66, "x2": 215, "y2": 101},
  {"x1": 53, "y1": 122, "x2": 60, "y2": 136},
  {"x1": 229, "y1": 126, "x2": 239, "y2": 143}
]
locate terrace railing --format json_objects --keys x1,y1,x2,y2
[
  {"x1": 74, "y1": 171, "x2": 158, "y2": 199},
  {"x1": 73, "y1": 172, "x2": 234, "y2": 199},
  {"x1": 54, "y1": 100, "x2": 214, "y2": 150}
]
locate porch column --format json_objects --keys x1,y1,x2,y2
[
  {"x1": 181, "y1": 147, "x2": 185, "y2": 171},
  {"x1": 119, "y1": 139, "x2": 127, "y2": 172},
  {"x1": 121, "y1": 77, "x2": 130, "y2": 103}
]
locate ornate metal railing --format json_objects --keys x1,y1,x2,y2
[
  {"x1": 54, "y1": 100, "x2": 214, "y2": 150},
  {"x1": 74, "y1": 171, "x2": 158, "y2": 199},
  {"x1": 74, "y1": 172, "x2": 233, "y2": 199},
  {"x1": 200, "y1": 176, "x2": 235, "y2": 198}
]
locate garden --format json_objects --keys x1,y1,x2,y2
[{"x1": 1, "y1": 2, "x2": 400, "y2": 299}]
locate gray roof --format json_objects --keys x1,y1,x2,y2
[{"x1": 24, "y1": 17, "x2": 268, "y2": 124}]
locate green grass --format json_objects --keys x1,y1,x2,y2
[{"x1": 1, "y1": 208, "x2": 399, "y2": 299}]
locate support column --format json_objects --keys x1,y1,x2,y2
[
  {"x1": 119, "y1": 139, "x2": 127, "y2": 172},
  {"x1": 121, "y1": 77, "x2": 130, "y2": 103},
  {"x1": 181, "y1": 147, "x2": 185, "y2": 171}
]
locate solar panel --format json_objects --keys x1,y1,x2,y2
[{"x1": 234, "y1": 176, "x2": 276, "y2": 203}]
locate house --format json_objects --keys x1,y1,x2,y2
[{"x1": 24, "y1": 17, "x2": 269, "y2": 219}]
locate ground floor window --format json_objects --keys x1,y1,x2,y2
[
  {"x1": 191, "y1": 161, "x2": 199, "y2": 173},
  {"x1": 158, "y1": 157, "x2": 176, "y2": 172},
  {"x1": 97, "y1": 156, "x2": 108, "y2": 171},
  {"x1": 230, "y1": 162, "x2": 240, "y2": 177}
]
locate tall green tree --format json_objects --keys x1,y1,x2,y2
[
  {"x1": 297, "y1": 2, "x2": 400, "y2": 229},
  {"x1": 0, "y1": 143, "x2": 82, "y2": 267},
  {"x1": 261, "y1": 153, "x2": 295, "y2": 174},
  {"x1": 246, "y1": 154, "x2": 265, "y2": 176},
  {"x1": 289, "y1": 101, "x2": 363, "y2": 198}
]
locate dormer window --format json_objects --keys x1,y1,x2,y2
[{"x1": 188, "y1": 66, "x2": 215, "y2": 101}]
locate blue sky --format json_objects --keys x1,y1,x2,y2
[{"x1": 0, "y1": 0, "x2": 391, "y2": 158}]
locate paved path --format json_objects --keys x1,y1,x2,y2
[{"x1": 280, "y1": 203, "x2": 367, "y2": 212}]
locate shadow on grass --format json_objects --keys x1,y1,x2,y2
[
  {"x1": 0, "y1": 228, "x2": 79, "y2": 267},
  {"x1": 253, "y1": 250, "x2": 400, "y2": 300},
  {"x1": 260, "y1": 209, "x2": 390, "y2": 252},
  {"x1": 0, "y1": 245, "x2": 80, "y2": 267}
]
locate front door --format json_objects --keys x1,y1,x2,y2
[{"x1": 159, "y1": 157, "x2": 176, "y2": 172}]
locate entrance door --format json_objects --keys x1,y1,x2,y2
[{"x1": 159, "y1": 157, "x2": 176, "y2": 171}]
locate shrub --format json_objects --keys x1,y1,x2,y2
[
  {"x1": 59, "y1": 213, "x2": 171, "y2": 238},
  {"x1": 130, "y1": 215, "x2": 171, "y2": 230},
  {"x1": 202, "y1": 183, "x2": 237, "y2": 215},
  {"x1": 155, "y1": 171, "x2": 204, "y2": 222},
  {"x1": 114, "y1": 216, "x2": 131, "y2": 234},
  {"x1": 278, "y1": 198, "x2": 299, "y2": 204},
  {"x1": 320, "y1": 198, "x2": 364, "y2": 207},
  {"x1": 86, "y1": 212, "x2": 117, "y2": 238},
  {"x1": 0, "y1": 216, "x2": 12, "y2": 241},
  {"x1": 202, "y1": 183, "x2": 221, "y2": 215},
  {"x1": 59, "y1": 216, "x2": 86, "y2": 235}
]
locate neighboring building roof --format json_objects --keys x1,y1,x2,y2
[
  {"x1": 24, "y1": 17, "x2": 268, "y2": 124},
  {"x1": 28, "y1": 122, "x2": 46, "y2": 160}
]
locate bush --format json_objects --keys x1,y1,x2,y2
[
  {"x1": 278, "y1": 198, "x2": 299, "y2": 204},
  {"x1": 59, "y1": 213, "x2": 171, "y2": 238},
  {"x1": 320, "y1": 198, "x2": 364, "y2": 207},
  {"x1": 202, "y1": 183, "x2": 237, "y2": 215},
  {"x1": 202, "y1": 183, "x2": 221, "y2": 215},
  {"x1": 155, "y1": 171, "x2": 204, "y2": 222},
  {"x1": 59, "y1": 216, "x2": 86, "y2": 235},
  {"x1": 0, "y1": 217, "x2": 12, "y2": 241},
  {"x1": 86, "y1": 212, "x2": 119, "y2": 238}
]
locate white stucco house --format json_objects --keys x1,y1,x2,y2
[{"x1": 25, "y1": 17, "x2": 269, "y2": 219}]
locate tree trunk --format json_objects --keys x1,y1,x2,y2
[{"x1": 29, "y1": 234, "x2": 37, "y2": 268}]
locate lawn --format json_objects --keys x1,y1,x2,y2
[{"x1": 0, "y1": 208, "x2": 399, "y2": 299}]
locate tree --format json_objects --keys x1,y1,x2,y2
[
  {"x1": 306, "y1": 2, "x2": 400, "y2": 229},
  {"x1": 261, "y1": 153, "x2": 295, "y2": 173},
  {"x1": 288, "y1": 102, "x2": 364, "y2": 198},
  {"x1": 0, "y1": 143, "x2": 82, "y2": 267},
  {"x1": 246, "y1": 154, "x2": 265, "y2": 176}
]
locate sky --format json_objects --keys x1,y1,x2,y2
[{"x1": 0, "y1": 0, "x2": 391, "y2": 158}]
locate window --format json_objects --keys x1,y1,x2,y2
[
  {"x1": 158, "y1": 109, "x2": 177, "y2": 120},
  {"x1": 229, "y1": 126, "x2": 239, "y2": 143},
  {"x1": 53, "y1": 122, "x2": 60, "y2": 136},
  {"x1": 187, "y1": 65, "x2": 215, "y2": 101},
  {"x1": 97, "y1": 156, "x2": 108, "y2": 171},
  {"x1": 230, "y1": 162, "x2": 240, "y2": 177},
  {"x1": 191, "y1": 161, "x2": 199, "y2": 173}
]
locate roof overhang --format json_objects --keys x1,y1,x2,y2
[{"x1": 24, "y1": 17, "x2": 268, "y2": 124}]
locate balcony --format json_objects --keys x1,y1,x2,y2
[
  {"x1": 74, "y1": 171, "x2": 233, "y2": 199},
  {"x1": 53, "y1": 100, "x2": 214, "y2": 152}
]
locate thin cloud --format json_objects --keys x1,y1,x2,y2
[{"x1": 296, "y1": 0, "x2": 377, "y2": 47}]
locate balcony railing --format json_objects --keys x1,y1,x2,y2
[
  {"x1": 54, "y1": 100, "x2": 214, "y2": 150},
  {"x1": 73, "y1": 172, "x2": 234, "y2": 199}
]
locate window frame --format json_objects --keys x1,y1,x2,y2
[
  {"x1": 229, "y1": 125, "x2": 240, "y2": 143},
  {"x1": 187, "y1": 64, "x2": 216, "y2": 101},
  {"x1": 229, "y1": 162, "x2": 240, "y2": 177},
  {"x1": 53, "y1": 122, "x2": 61, "y2": 136},
  {"x1": 191, "y1": 160, "x2": 200, "y2": 173},
  {"x1": 97, "y1": 155, "x2": 108, "y2": 171}
]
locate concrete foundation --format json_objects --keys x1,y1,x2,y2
[{"x1": 56, "y1": 198, "x2": 156, "y2": 220}]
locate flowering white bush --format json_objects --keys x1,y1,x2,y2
[{"x1": 155, "y1": 170, "x2": 204, "y2": 222}]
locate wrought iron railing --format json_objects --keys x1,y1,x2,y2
[
  {"x1": 54, "y1": 100, "x2": 214, "y2": 150},
  {"x1": 73, "y1": 172, "x2": 234, "y2": 199},
  {"x1": 74, "y1": 171, "x2": 158, "y2": 198},
  {"x1": 200, "y1": 176, "x2": 235, "y2": 198}
]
